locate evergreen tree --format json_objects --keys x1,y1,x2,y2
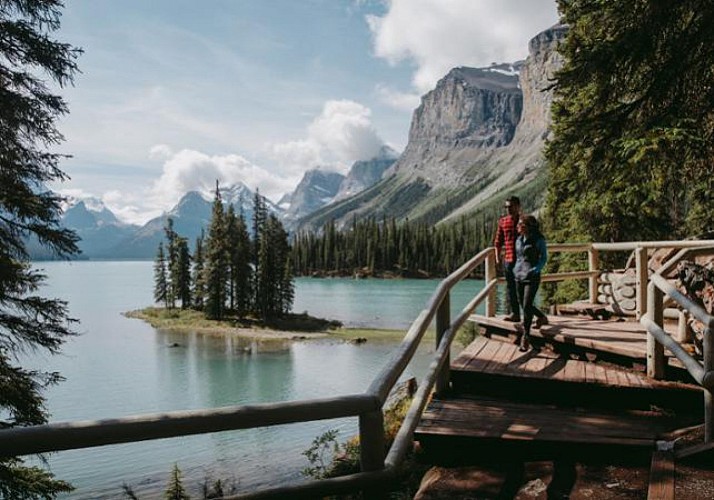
[
  {"x1": 203, "y1": 185, "x2": 228, "y2": 320},
  {"x1": 154, "y1": 243, "x2": 169, "y2": 307},
  {"x1": 281, "y1": 255, "x2": 295, "y2": 315},
  {"x1": 164, "y1": 218, "x2": 178, "y2": 308},
  {"x1": 251, "y1": 188, "x2": 267, "y2": 263},
  {"x1": 164, "y1": 464, "x2": 190, "y2": 500},
  {"x1": 0, "y1": 1, "x2": 80, "y2": 497},
  {"x1": 232, "y1": 210, "x2": 253, "y2": 316},
  {"x1": 192, "y1": 234, "x2": 205, "y2": 310},
  {"x1": 544, "y1": 0, "x2": 714, "y2": 245},
  {"x1": 225, "y1": 205, "x2": 238, "y2": 310},
  {"x1": 254, "y1": 217, "x2": 273, "y2": 320},
  {"x1": 175, "y1": 237, "x2": 192, "y2": 309}
]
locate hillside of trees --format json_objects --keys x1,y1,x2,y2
[
  {"x1": 291, "y1": 173, "x2": 546, "y2": 278},
  {"x1": 292, "y1": 214, "x2": 493, "y2": 278},
  {"x1": 154, "y1": 186, "x2": 294, "y2": 321}
]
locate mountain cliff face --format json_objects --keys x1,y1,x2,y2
[
  {"x1": 283, "y1": 169, "x2": 345, "y2": 223},
  {"x1": 297, "y1": 26, "x2": 566, "y2": 231},
  {"x1": 333, "y1": 146, "x2": 397, "y2": 202}
]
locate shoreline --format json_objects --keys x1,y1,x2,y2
[{"x1": 124, "y1": 308, "x2": 418, "y2": 342}]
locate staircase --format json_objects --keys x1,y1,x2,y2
[{"x1": 415, "y1": 335, "x2": 701, "y2": 465}]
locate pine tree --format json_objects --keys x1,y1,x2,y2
[
  {"x1": 232, "y1": 210, "x2": 253, "y2": 316},
  {"x1": 192, "y1": 234, "x2": 205, "y2": 310},
  {"x1": 175, "y1": 237, "x2": 192, "y2": 309},
  {"x1": 252, "y1": 188, "x2": 267, "y2": 264},
  {"x1": 203, "y1": 185, "x2": 228, "y2": 320},
  {"x1": 0, "y1": 1, "x2": 81, "y2": 497},
  {"x1": 544, "y1": 0, "x2": 714, "y2": 244},
  {"x1": 164, "y1": 218, "x2": 178, "y2": 308},
  {"x1": 164, "y1": 464, "x2": 190, "y2": 500},
  {"x1": 281, "y1": 255, "x2": 295, "y2": 315},
  {"x1": 154, "y1": 243, "x2": 169, "y2": 307}
]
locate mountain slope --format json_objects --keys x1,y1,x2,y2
[{"x1": 298, "y1": 26, "x2": 567, "y2": 231}]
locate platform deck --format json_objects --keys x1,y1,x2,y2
[{"x1": 469, "y1": 314, "x2": 687, "y2": 368}]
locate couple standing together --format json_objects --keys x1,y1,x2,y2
[{"x1": 493, "y1": 196, "x2": 548, "y2": 351}]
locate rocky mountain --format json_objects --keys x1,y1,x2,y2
[
  {"x1": 107, "y1": 183, "x2": 281, "y2": 259},
  {"x1": 297, "y1": 25, "x2": 567, "y2": 231},
  {"x1": 60, "y1": 197, "x2": 138, "y2": 258},
  {"x1": 283, "y1": 169, "x2": 345, "y2": 223},
  {"x1": 333, "y1": 146, "x2": 398, "y2": 202},
  {"x1": 282, "y1": 147, "x2": 398, "y2": 227}
]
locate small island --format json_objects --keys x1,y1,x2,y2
[{"x1": 125, "y1": 306, "x2": 408, "y2": 343}]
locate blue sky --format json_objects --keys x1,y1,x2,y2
[{"x1": 54, "y1": 0, "x2": 558, "y2": 224}]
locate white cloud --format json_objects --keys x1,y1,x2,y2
[
  {"x1": 367, "y1": 0, "x2": 559, "y2": 93},
  {"x1": 269, "y1": 99, "x2": 385, "y2": 175},
  {"x1": 375, "y1": 84, "x2": 422, "y2": 111},
  {"x1": 149, "y1": 144, "x2": 173, "y2": 161},
  {"x1": 150, "y1": 149, "x2": 297, "y2": 209}
]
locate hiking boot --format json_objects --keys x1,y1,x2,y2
[
  {"x1": 519, "y1": 334, "x2": 530, "y2": 352},
  {"x1": 534, "y1": 316, "x2": 549, "y2": 329},
  {"x1": 504, "y1": 313, "x2": 521, "y2": 322}
]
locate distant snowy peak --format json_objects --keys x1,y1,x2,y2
[
  {"x1": 485, "y1": 62, "x2": 524, "y2": 77},
  {"x1": 60, "y1": 196, "x2": 126, "y2": 229},
  {"x1": 170, "y1": 182, "x2": 282, "y2": 220}
]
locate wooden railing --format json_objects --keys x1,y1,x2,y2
[
  {"x1": 0, "y1": 248, "x2": 499, "y2": 499},
  {"x1": 637, "y1": 246, "x2": 714, "y2": 444},
  {"x1": 3, "y1": 240, "x2": 714, "y2": 497}
]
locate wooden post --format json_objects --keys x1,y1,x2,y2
[
  {"x1": 588, "y1": 248, "x2": 599, "y2": 304},
  {"x1": 359, "y1": 409, "x2": 387, "y2": 499},
  {"x1": 435, "y1": 292, "x2": 450, "y2": 395},
  {"x1": 705, "y1": 326, "x2": 713, "y2": 443},
  {"x1": 485, "y1": 249, "x2": 496, "y2": 317},
  {"x1": 647, "y1": 283, "x2": 666, "y2": 380},
  {"x1": 635, "y1": 247, "x2": 648, "y2": 320}
]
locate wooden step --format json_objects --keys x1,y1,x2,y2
[
  {"x1": 414, "y1": 395, "x2": 693, "y2": 464},
  {"x1": 451, "y1": 337, "x2": 702, "y2": 412}
]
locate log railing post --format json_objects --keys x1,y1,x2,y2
[
  {"x1": 705, "y1": 326, "x2": 713, "y2": 443},
  {"x1": 435, "y1": 292, "x2": 451, "y2": 395},
  {"x1": 635, "y1": 247, "x2": 648, "y2": 320},
  {"x1": 485, "y1": 249, "x2": 496, "y2": 318},
  {"x1": 588, "y1": 247, "x2": 599, "y2": 304},
  {"x1": 647, "y1": 282, "x2": 666, "y2": 379},
  {"x1": 359, "y1": 409, "x2": 386, "y2": 498}
]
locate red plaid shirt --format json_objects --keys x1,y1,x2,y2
[{"x1": 494, "y1": 214, "x2": 518, "y2": 263}]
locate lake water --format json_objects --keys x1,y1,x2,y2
[{"x1": 26, "y1": 261, "x2": 485, "y2": 499}]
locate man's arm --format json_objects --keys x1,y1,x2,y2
[{"x1": 493, "y1": 219, "x2": 503, "y2": 264}]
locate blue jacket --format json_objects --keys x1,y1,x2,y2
[{"x1": 514, "y1": 234, "x2": 547, "y2": 282}]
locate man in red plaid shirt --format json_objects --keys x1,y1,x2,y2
[{"x1": 494, "y1": 196, "x2": 521, "y2": 321}]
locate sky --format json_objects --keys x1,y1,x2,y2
[{"x1": 53, "y1": 0, "x2": 559, "y2": 225}]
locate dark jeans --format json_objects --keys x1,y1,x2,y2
[
  {"x1": 504, "y1": 261, "x2": 519, "y2": 319},
  {"x1": 517, "y1": 275, "x2": 546, "y2": 336}
]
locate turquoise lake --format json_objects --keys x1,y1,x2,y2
[{"x1": 26, "y1": 261, "x2": 486, "y2": 499}]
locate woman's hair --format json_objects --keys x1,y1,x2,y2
[{"x1": 520, "y1": 214, "x2": 543, "y2": 238}]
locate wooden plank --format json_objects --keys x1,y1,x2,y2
[
  {"x1": 471, "y1": 314, "x2": 686, "y2": 367},
  {"x1": 647, "y1": 451, "x2": 675, "y2": 500},
  {"x1": 417, "y1": 397, "x2": 684, "y2": 451},
  {"x1": 561, "y1": 359, "x2": 575, "y2": 382},
  {"x1": 482, "y1": 340, "x2": 509, "y2": 373},
  {"x1": 465, "y1": 338, "x2": 502, "y2": 371},
  {"x1": 452, "y1": 336, "x2": 489, "y2": 369}
]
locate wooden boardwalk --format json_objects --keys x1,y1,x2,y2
[
  {"x1": 414, "y1": 335, "x2": 702, "y2": 462},
  {"x1": 470, "y1": 314, "x2": 687, "y2": 369}
]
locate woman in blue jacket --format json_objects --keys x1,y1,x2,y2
[{"x1": 514, "y1": 215, "x2": 548, "y2": 351}]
